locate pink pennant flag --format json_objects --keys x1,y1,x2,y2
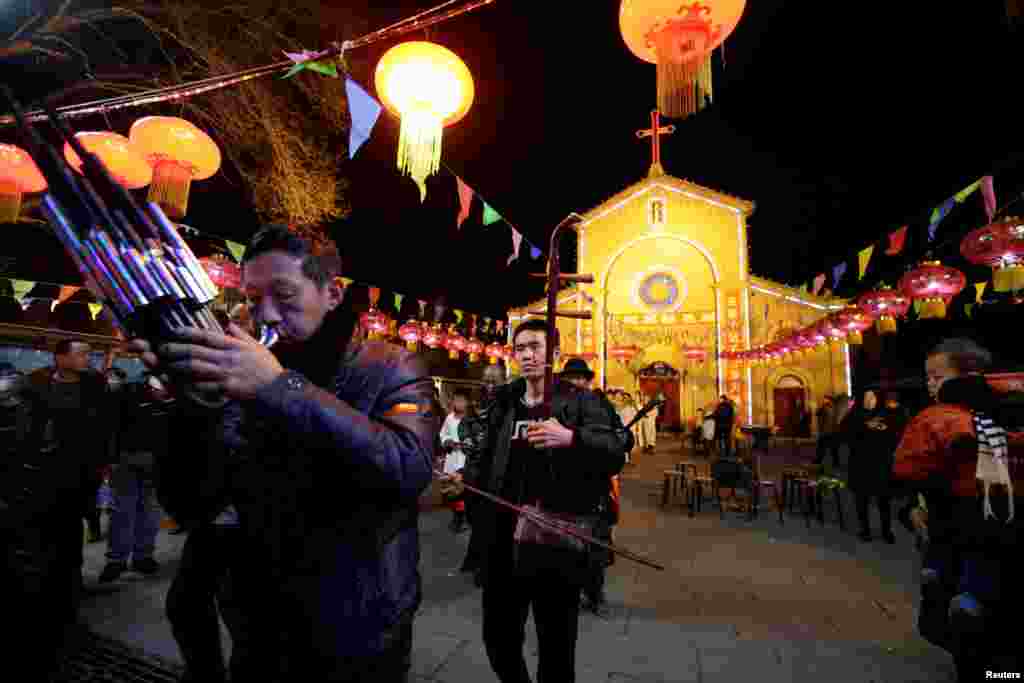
[
  {"x1": 981, "y1": 176, "x2": 996, "y2": 222},
  {"x1": 456, "y1": 176, "x2": 473, "y2": 229},
  {"x1": 886, "y1": 226, "x2": 908, "y2": 255},
  {"x1": 507, "y1": 228, "x2": 523, "y2": 266},
  {"x1": 812, "y1": 274, "x2": 826, "y2": 296}
]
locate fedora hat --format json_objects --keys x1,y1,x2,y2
[{"x1": 561, "y1": 357, "x2": 595, "y2": 379}]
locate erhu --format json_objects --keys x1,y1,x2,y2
[{"x1": 0, "y1": 85, "x2": 277, "y2": 407}]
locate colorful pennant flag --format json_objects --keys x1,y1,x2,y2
[
  {"x1": 456, "y1": 177, "x2": 474, "y2": 229},
  {"x1": 954, "y1": 179, "x2": 981, "y2": 204},
  {"x1": 507, "y1": 228, "x2": 523, "y2": 266},
  {"x1": 912, "y1": 300, "x2": 923, "y2": 316},
  {"x1": 339, "y1": 277, "x2": 353, "y2": 289},
  {"x1": 965, "y1": 303, "x2": 974, "y2": 319},
  {"x1": 981, "y1": 176, "x2": 996, "y2": 222},
  {"x1": 282, "y1": 49, "x2": 342, "y2": 79},
  {"x1": 482, "y1": 202, "x2": 501, "y2": 226},
  {"x1": 454, "y1": 310, "x2": 464, "y2": 324},
  {"x1": 345, "y1": 78, "x2": 381, "y2": 159},
  {"x1": 858, "y1": 246, "x2": 874, "y2": 280},
  {"x1": 10, "y1": 279, "x2": 35, "y2": 302},
  {"x1": 812, "y1": 274, "x2": 826, "y2": 296},
  {"x1": 928, "y1": 197, "x2": 956, "y2": 242},
  {"x1": 394, "y1": 293, "x2": 404, "y2": 311},
  {"x1": 886, "y1": 226, "x2": 908, "y2": 255},
  {"x1": 832, "y1": 262, "x2": 847, "y2": 290},
  {"x1": 226, "y1": 241, "x2": 246, "y2": 263},
  {"x1": 57, "y1": 286, "x2": 81, "y2": 305},
  {"x1": 530, "y1": 245, "x2": 542, "y2": 260},
  {"x1": 88, "y1": 303, "x2": 102, "y2": 320},
  {"x1": 975, "y1": 282, "x2": 987, "y2": 303}
]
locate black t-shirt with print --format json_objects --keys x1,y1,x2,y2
[{"x1": 500, "y1": 400, "x2": 548, "y2": 505}]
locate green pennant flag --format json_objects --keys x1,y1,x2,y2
[
  {"x1": 965, "y1": 303, "x2": 974, "y2": 319},
  {"x1": 912, "y1": 300, "x2": 923, "y2": 316},
  {"x1": 454, "y1": 310, "x2": 464, "y2": 324},
  {"x1": 281, "y1": 50, "x2": 344, "y2": 80},
  {"x1": 394, "y1": 293, "x2": 404, "y2": 311},
  {"x1": 226, "y1": 241, "x2": 246, "y2": 263},
  {"x1": 954, "y1": 179, "x2": 982, "y2": 204},
  {"x1": 482, "y1": 202, "x2": 501, "y2": 226},
  {"x1": 10, "y1": 279, "x2": 35, "y2": 302}
]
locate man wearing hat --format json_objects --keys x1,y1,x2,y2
[{"x1": 560, "y1": 358, "x2": 631, "y2": 616}]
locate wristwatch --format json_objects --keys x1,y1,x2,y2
[{"x1": 278, "y1": 370, "x2": 308, "y2": 393}]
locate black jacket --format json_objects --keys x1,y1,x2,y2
[
  {"x1": 712, "y1": 400, "x2": 735, "y2": 433},
  {"x1": 842, "y1": 406, "x2": 908, "y2": 495},
  {"x1": 461, "y1": 378, "x2": 625, "y2": 572},
  {"x1": 156, "y1": 310, "x2": 438, "y2": 654}
]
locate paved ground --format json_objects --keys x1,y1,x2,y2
[{"x1": 79, "y1": 436, "x2": 957, "y2": 682}]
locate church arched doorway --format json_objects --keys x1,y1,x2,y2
[
  {"x1": 637, "y1": 361, "x2": 681, "y2": 431},
  {"x1": 773, "y1": 375, "x2": 808, "y2": 437}
]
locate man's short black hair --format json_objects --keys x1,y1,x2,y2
[
  {"x1": 929, "y1": 337, "x2": 993, "y2": 375},
  {"x1": 512, "y1": 318, "x2": 560, "y2": 349},
  {"x1": 243, "y1": 224, "x2": 342, "y2": 288}
]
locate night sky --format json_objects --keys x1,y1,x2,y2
[{"x1": 2, "y1": 1, "x2": 1022, "y2": 321}]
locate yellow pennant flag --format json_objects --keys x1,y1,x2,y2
[
  {"x1": 9, "y1": 279, "x2": 35, "y2": 302},
  {"x1": 858, "y1": 246, "x2": 874, "y2": 280},
  {"x1": 965, "y1": 304, "x2": 974, "y2": 319},
  {"x1": 454, "y1": 310, "x2": 464, "y2": 324},
  {"x1": 975, "y1": 282, "x2": 987, "y2": 303},
  {"x1": 912, "y1": 300, "x2": 923, "y2": 316},
  {"x1": 88, "y1": 303, "x2": 103, "y2": 320}
]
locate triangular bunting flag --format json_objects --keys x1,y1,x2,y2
[
  {"x1": 530, "y1": 245, "x2": 542, "y2": 260},
  {"x1": 482, "y1": 202, "x2": 501, "y2": 226},
  {"x1": 954, "y1": 179, "x2": 981, "y2": 204},
  {"x1": 10, "y1": 279, "x2": 35, "y2": 302},
  {"x1": 88, "y1": 303, "x2": 102, "y2": 320},
  {"x1": 981, "y1": 176, "x2": 996, "y2": 222},
  {"x1": 345, "y1": 78, "x2": 381, "y2": 159},
  {"x1": 858, "y1": 246, "x2": 874, "y2": 280},
  {"x1": 928, "y1": 197, "x2": 956, "y2": 242},
  {"x1": 886, "y1": 226, "x2": 908, "y2": 255},
  {"x1": 965, "y1": 303, "x2": 974, "y2": 319},
  {"x1": 456, "y1": 177, "x2": 474, "y2": 230},
  {"x1": 226, "y1": 241, "x2": 246, "y2": 263},
  {"x1": 975, "y1": 282, "x2": 987, "y2": 303},
  {"x1": 507, "y1": 228, "x2": 523, "y2": 266},
  {"x1": 832, "y1": 262, "x2": 847, "y2": 290},
  {"x1": 394, "y1": 293, "x2": 404, "y2": 311},
  {"x1": 339, "y1": 277, "x2": 353, "y2": 289},
  {"x1": 812, "y1": 274, "x2": 826, "y2": 296},
  {"x1": 57, "y1": 286, "x2": 81, "y2": 305},
  {"x1": 282, "y1": 50, "x2": 341, "y2": 79},
  {"x1": 912, "y1": 300, "x2": 923, "y2": 316},
  {"x1": 454, "y1": 310, "x2": 464, "y2": 324}
]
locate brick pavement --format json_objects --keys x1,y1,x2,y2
[{"x1": 77, "y1": 435, "x2": 957, "y2": 682}]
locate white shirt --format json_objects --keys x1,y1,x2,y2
[{"x1": 440, "y1": 413, "x2": 466, "y2": 475}]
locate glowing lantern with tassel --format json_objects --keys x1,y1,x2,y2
[
  {"x1": 0, "y1": 144, "x2": 46, "y2": 223},
  {"x1": 961, "y1": 217, "x2": 1024, "y2": 292},
  {"x1": 360, "y1": 309, "x2": 388, "y2": 340},
  {"x1": 63, "y1": 132, "x2": 152, "y2": 189},
  {"x1": 445, "y1": 327, "x2": 466, "y2": 360},
  {"x1": 818, "y1": 317, "x2": 847, "y2": 348},
  {"x1": 485, "y1": 342, "x2": 504, "y2": 365},
  {"x1": 465, "y1": 336, "x2": 485, "y2": 363},
  {"x1": 835, "y1": 305, "x2": 874, "y2": 345},
  {"x1": 899, "y1": 261, "x2": 966, "y2": 320},
  {"x1": 609, "y1": 344, "x2": 640, "y2": 366},
  {"x1": 399, "y1": 320, "x2": 423, "y2": 351},
  {"x1": 620, "y1": 0, "x2": 746, "y2": 120},
  {"x1": 423, "y1": 323, "x2": 446, "y2": 349},
  {"x1": 858, "y1": 286, "x2": 910, "y2": 335},
  {"x1": 129, "y1": 117, "x2": 221, "y2": 219},
  {"x1": 374, "y1": 41, "x2": 474, "y2": 202}
]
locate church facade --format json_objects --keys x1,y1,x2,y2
[{"x1": 508, "y1": 116, "x2": 851, "y2": 433}]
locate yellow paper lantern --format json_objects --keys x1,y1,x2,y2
[
  {"x1": 129, "y1": 117, "x2": 221, "y2": 219},
  {"x1": 620, "y1": 0, "x2": 746, "y2": 119},
  {"x1": 375, "y1": 42, "x2": 474, "y2": 201}
]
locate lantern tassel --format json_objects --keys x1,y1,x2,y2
[
  {"x1": 0, "y1": 178, "x2": 23, "y2": 223},
  {"x1": 919, "y1": 298, "x2": 947, "y2": 319},
  {"x1": 994, "y1": 264, "x2": 1024, "y2": 292},
  {"x1": 397, "y1": 106, "x2": 442, "y2": 202},
  {"x1": 655, "y1": 50, "x2": 710, "y2": 120},
  {"x1": 148, "y1": 159, "x2": 193, "y2": 220},
  {"x1": 877, "y1": 316, "x2": 897, "y2": 335}
]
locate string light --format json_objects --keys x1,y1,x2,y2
[{"x1": 0, "y1": 0, "x2": 497, "y2": 127}]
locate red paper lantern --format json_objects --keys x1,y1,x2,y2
[
  {"x1": 199, "y1": 256, "x2": 241, "y2": 289},
  {"x1": 858, "y1": 286, "x2": 910, "y2": 335},
  {"x1": 63, "y1": 132, "x2": 152, "y2": 189},
  {"x1": 422, "y1": 323, "x2": 446, "y2": 349},
  {"x1": 445, "y1": 328, "x2": 466, "y2": 359},
  {"x1": 129, "y1": 116, "x2": 221, "y2": 219},
  {"x1": 399, "y1": 320, "x2": 423, "y2": 351},
  {"x1": 465, "y1": 337, "x2": 485, "y2": 363},
  {"x1": 609, "y1": 344, "x2": 640, "y2": 364},
  {"x1": 961, "y1": 217, "x2": 1024, "y2": 292},
  {"x1": 0, "y1": 144, "x2": 47, "y2": 223},
  {"x1": 360, "y1": 308, "x2": 389, "y2": 340},
  {"x1": 485, "y1": 342, "x2": 504, "y2": 364},
  {"x1": 835, "y1": 305, "x2": 874, "y2": 345},
  {"x1": 899, "y1": 260, "x2": 966, "y2": 320},
  {"x1": 682, "y1": 345, "x2": 707, "y2": 363}
]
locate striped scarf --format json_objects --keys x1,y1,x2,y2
[{"x1": 973, "y1": 412, "x2": 1014, "y2": 523}]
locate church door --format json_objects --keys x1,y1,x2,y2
[
  {"x1": 773, "y1": 387, "x2": 806, "y2": 437},
  {"x1": 639, "y1": 377, "x2": 681, "y2": 431}
]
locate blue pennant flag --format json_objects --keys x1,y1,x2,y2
[
  {"x1": 530, "y1": 245, "x2": 542, "y2": 260},
  {"x1": 345, "y1": 78, "x2": 381, "y2": 159},
  {"x1": 928, "y1": 197, "x2": 956, "y2": 243},
  {"x1": 832, "y1": 262, "x2": 847, "y2": 290}
]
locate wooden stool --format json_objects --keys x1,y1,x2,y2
[{"x1": 661, "y1": 469, "x2": 685, "y2": 508}]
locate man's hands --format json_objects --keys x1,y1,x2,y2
[
  {"x1": 526, "y1": 419, "x2": 574, "y2": 450},
  {"x1": 126, "y1": 323, "x2": 285, "y2": 401}
]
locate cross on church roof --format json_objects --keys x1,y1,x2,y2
[{"x1": 635, "y1": 110, "x2": 675, "y2": 178}]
